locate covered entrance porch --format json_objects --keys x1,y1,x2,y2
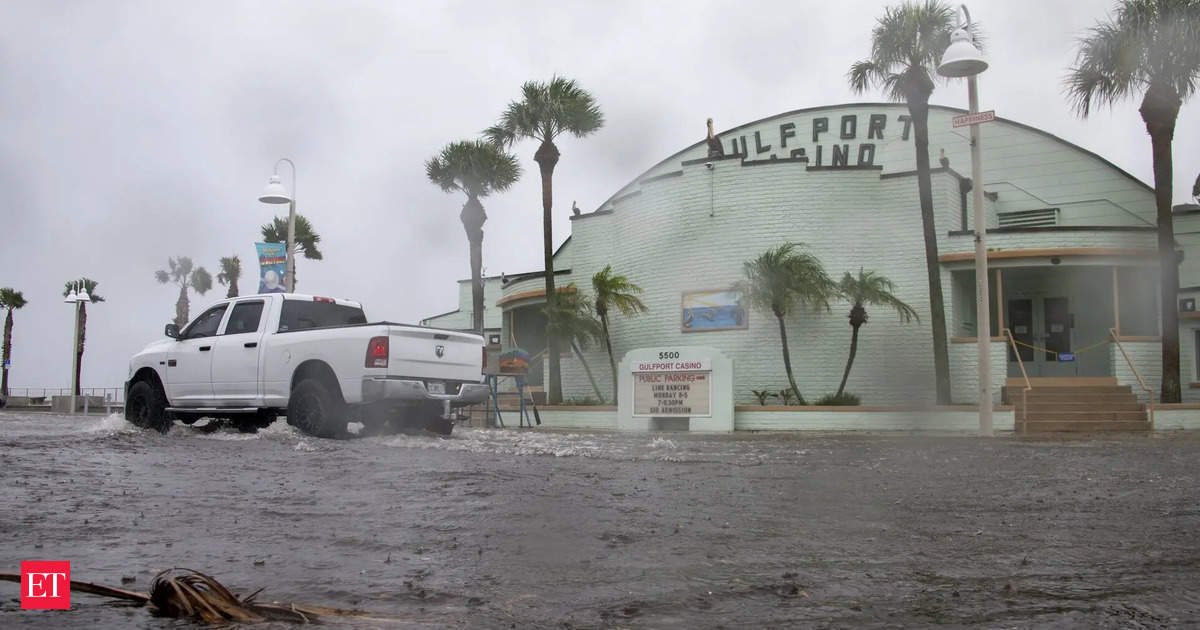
[{"x1": 950, "y1": 258, "x2": 1159, "y2": 380}]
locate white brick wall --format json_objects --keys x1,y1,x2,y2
[
  {"x1": 1110, "y1": 341, "x2": 1161, "y2": 402},
  {"x1": 436, "y1": 104, "x2": 1170, "y2": 408},
  {"x1": 949, "y1": 340, "x2": 1008, "y2": 404}
]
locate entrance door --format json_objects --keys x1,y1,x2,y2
[
  {"x1": 1042, "y1": 297, "x2": 1075, "y2": 376},
  {"x1": 1008, "y1": 299, "x2": 1033, "y2": 363},
  {"x1": 1007, "y1": 297, "x2": 1074, "y2": 377}
]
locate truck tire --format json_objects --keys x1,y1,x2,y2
[
  {"x1": 126, "y1": 380, "x2": 171, "y2": 433},
  {"x1": 287, "y1": 378, "x2": 346, "y2": 439}
]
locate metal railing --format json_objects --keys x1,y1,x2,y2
[
  {"x1": 1109, "y1": 328, "x2": 1155, "y2": 428},
  {"x1": 3, "y1": 387, "x2": 125, "y2": 405},
  {"x1": 1001, "y1": 328, "x2": 1032, "y2": 429}
]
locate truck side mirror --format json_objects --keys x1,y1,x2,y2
[{"x1": 165, "y1": 323, "x2": 180, "y2": 339}]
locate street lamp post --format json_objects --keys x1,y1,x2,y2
[
  {"x1": 258, "y1": 159, "x2": 297, "y2": 293},
  {"x1": 938, "y1": 5, "x2": 992, "y2": 436},
  {"x1": 63, "y1": 280, "x2": 89, "y2": 415}
]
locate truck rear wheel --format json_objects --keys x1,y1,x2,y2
[
  {"x1": 126, "y1": 380, "x2": 171, "y2": 434},
  {"x1": 287, "y1": 378, "x2": 346, "y2": 439}
]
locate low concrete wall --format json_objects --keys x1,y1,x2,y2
[
  {"x1": 533, "y1": 405, "x2": 1015, "y2": 433},
  {"x1": 734, "y1": 406, "x2": 1015, "y2": 432},
  {"x1": 1154, "y1": 404, "x2": 1200, "y2": 431},
  {"x1": 534, "y1": 407, "x2": 618, "y2": 430},
  {"x1": 50, "y1": 395, "x2": 106, "y2": 413}
]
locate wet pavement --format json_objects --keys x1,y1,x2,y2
[{"x1": 2, "y1": 410, "x2": 1199, "y2": 628}]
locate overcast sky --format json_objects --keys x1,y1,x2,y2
[{"x1": 1, "y1": 0, "x2": 1197, "y2": 393}]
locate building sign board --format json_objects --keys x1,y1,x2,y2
[
  {"x1": 633, "y1": 371, "x2": 711, "y2": 417},
  {"x1": 1058, "y1": 352, "x2": 1076, "y2": 362},
  {"x1": 632, "y1": 353, "x2": 712, "y2": 417},
  {"x1": 952, "y1": 110, "x2": 996, "y2": 128}
]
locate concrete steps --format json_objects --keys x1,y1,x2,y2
[{"x1": 1003, "y1": 379, "x2": 1149, "y2": 433}]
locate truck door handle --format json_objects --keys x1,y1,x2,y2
[
  {"x1": 244, "y1": 342, "x2": 258, "y2": 348},
  {"x1": 199, "y1": 346, "x2": 211, "y2": 352}
]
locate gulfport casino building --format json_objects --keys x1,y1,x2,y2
[{"x1": 424, "y1": 103, "x2": 1200, "y2": 407}]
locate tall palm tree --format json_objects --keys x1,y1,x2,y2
[
  {"x1": 848, "y1": 0, "x2": 967, "y2": 404},
  {"x1": 61, "y1": 279, "x2": 104, "y2": 397},
  {"x1": 1066, "y1": 0, "x2": 1200, "y2": 403},
  {"x1": 155, "y1": 257, "x2": 213, "y2": 328},
  {"x1": 591, "y1": 265, "x2": 647, "y2": 403},
  {"x1": 543, "y1": 286, "x2": 606, "y2": 402},
  {"x1": 216, "y1": 255, "x2": 241, "y2": 299},
  {"x1": 426, "y1": 139, "x2": 522, "y2": 332},
  {"x1": 835, "y1": 269, "x2": 919, "y2": 396},
  {"x1": 736, "y1": 243, "x2": 835, "y2": 405},
  {"x1": 486, "y1": 76, "x2": 605, "y2": 404},
  {"x1": 261, "y1": 214, "x2": 323, "y2": 290},
  {"x1": 0, "y1": 287, "x2": 27, "y2": 398}
]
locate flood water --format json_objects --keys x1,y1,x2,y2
[{"x1": 2, "y1": 410, "x2": 1199, "y2": 628}]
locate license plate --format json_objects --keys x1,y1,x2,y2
[{"x1": 427, "y1": 382, "x2": 445, "y2": 395}]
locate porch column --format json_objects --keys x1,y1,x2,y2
[
  {"x1": 1112, "y1": 266, "x2": 1120, "y2": 336},
  {"x1": 995, "y1": 268, "x2": 1004, "y2": 333}
]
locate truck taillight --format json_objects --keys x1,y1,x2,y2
[
  {"x1": 482, "y1": 346, "x2": 487, "y2": 374},
  {"x1": 365, "y1": 336, "x2": 389, "y2": 368}
]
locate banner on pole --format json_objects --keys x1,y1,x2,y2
[{"x1": 255, "y1": 242, "x2": 287, "y2": 294}]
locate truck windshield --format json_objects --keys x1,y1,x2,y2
[{"x1": 278, "y1": 300, "x2": 368, "y2": 332}]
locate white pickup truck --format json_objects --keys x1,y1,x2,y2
[{"x1": 124, "y1": 293, "x2": 488, "y2": 437}]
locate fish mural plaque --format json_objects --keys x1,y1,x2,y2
[{"x1": 681, "y1": 289, "x2": 747, "y2": 332}]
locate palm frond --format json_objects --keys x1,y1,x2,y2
[
  {"x1": 216, "y1": 256, "x2": 240, "y2": 286},
  {"x1": 848, "y1": 0, "x2": 959, "y2": 103},
  {"x1": 426, "y1": 140, "x2": 522, "y2": 199},
  {"x1": 0, "y1": 288, "x2": 27, "y2": 310},
  {"x1": 488, "y1": 76, "x2": 605, "y2": 149},
  {"x1": 191, "y1": 268, "x2": 213, "y2": 295},
  {"x1": 1066, "y1": 0, "x2": 1200, "y2": 116},
  {"x1": 592, "y1": 265, "x2": 648, "y2": 318},
  {"x1": 739, "y1": 243, "x2": 834, "y2": 318}
]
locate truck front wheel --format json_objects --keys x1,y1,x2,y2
[
  {"x1": 126, "y1": 380, "x2": 171, "y2": 434},
  {"x1": 287, "y1": 378, "x2": 346, "y2": 439}
]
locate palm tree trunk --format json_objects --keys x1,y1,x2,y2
[
  {"x1": 571, "y1": 340, "x2": 605, "y2": 402},
  {"x1": 74, "y1": 302, "x2": 86, "y2": 397},
  {"x1": 909, "y1": 98, "x2": 952, "y2": 404},
  {"x1": 837, "y1": 323, "x2": 862, "y2": 397},
  {"x1": 599, "y1": 311, "x2": 617, "y2": 403},
  {"x1": 461, "y1": 195, "x2": 487, "y2": 333},
  {"x1": 2, "y1": 308, "x2": 12, "y2": 398},
  {"x1": 176, "y1": 284, "x2": 189, "y2": 328},
  {"x1": 1141, "y1": 86, "x2": 1182, "y2": 403},
  {"x1": 535, "y1": 141, "x2": 562, "y2": 404},
  {"x1": 776, "y1": 313, "x2": 805, "y2": 405}
]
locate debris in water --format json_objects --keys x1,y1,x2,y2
[{"x1": 0, "y1": 568, "x2": 406, "y2": 625}]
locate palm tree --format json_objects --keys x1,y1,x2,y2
[
  {"x1": 61, "y1": 279, "x2": 104, "y2": 396},
  {"x1": 835, "y1": 269, "x2": 919, "y2": 397},
  {"x1": 848, "y1": 0, "x2": 967, "y2": 404},
  {"x1": 736, "y1": 243, "x2": 835, "y2": 405},
  {"x1": 261, "y1": 214, "x2": 323, "y2": 290},
  {"x1": 155, "y1": 257, "x2": 213, "y2": 328},
  {"x1": 426, "y1": 139, "x2": 522, "y2": 332},
  {"x1": 543, "y1": 286, "x2": 606, "y2": 402},
  {"x1": 591, "y1": 265, "x2": 647, "y2": 403},
  {"x1": 1066, "y1": 0, "x2": 1200, "y2": 403},
  {"x1": 216, "y1": 255, "x2": 241, "y2": 298},
  {"x1": 0, "y1": 288, "x2": 27, "y2": 398},
  {"x1": 486, "y1": 76, "x2": 605, "y2": 404}
]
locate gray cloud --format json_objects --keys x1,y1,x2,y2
[{"x1": 0, "y1": 0, "x2": 1196, "y2": 391}]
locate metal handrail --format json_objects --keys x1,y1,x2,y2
[
  {"x1": 1109, "y1": 328, "x2": 1155, "y2": 428},
  {"x1": 1001, "y1": 328, "x2": 1032, "y2": 429}
]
